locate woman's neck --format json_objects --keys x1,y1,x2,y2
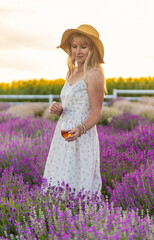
[{"x1": 76, "y1": 64, "x2": 84, "y2": 72}]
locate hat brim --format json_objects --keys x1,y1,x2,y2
[{"x1": 57, "y1": 28, "x2": 105, "y2": 63}]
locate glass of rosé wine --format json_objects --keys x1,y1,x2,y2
[{"x1": 61, "y1": 122, "x2": 72, "y2": 152}]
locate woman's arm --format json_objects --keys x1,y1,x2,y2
[
  {"x1": 66, "y1": 68, "x2": 104, "y2": 142},
  {"x1": 82, "y1": 68, "x2": 104, "y2": 130}
]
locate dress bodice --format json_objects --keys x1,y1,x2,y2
[{"x1": 60, "y1": 79, "x2": 91, "y2": 119}]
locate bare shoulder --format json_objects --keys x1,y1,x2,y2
[{"x1": 85, "y1": 68, "x2": 104, "y2": 87}]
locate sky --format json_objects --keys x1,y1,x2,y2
[{"x1": 0, "y1": 0, "x2": 154, "y2": 83}]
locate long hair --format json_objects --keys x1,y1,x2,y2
[{"x1": 66, "y1": 33, "x2": 108, "y2": 95}]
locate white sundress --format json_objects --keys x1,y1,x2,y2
[{"x1": 43, "y1": 77, "x2": 102, "y2": 195}]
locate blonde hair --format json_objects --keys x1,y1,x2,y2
[{"x1": 66, "y1": 33, "x2": 108, "y2": 95}]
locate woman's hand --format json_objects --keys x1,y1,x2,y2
[
  {"x1": 49, "y1": 101, "x2": 63, "y2": 117},
  {"x1": 65, "y1": 127, "x2": 82, "y2": 142}
]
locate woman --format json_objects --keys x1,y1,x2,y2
[{"x1": 43, "y1": 24, "x2": 107, "y2": 195}]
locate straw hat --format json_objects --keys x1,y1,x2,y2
[{"x1": 57, "y1": 24, "x2": 105, "y2": 63}]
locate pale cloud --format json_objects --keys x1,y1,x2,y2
[
  {"x1": 0, "y1": 5, "x2": 56, "y2": 50},
  {"x1": 0, "y1": 49, "x2": 68, "y2": 83},
  {"x1": 0, "y1": 47, "x2": 68, "y2": 73},
  {"x1": 0, "y1": 48, "x2": 43, "y2": 71},
  {"x1": 0, "y1": 22, "x2": 56, "y2": 50}
]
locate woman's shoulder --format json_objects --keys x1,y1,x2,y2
[{"x1": 85, "y1": 67, "x2": 104, "y2": 84}]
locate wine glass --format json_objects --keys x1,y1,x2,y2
[{"x1": 61, "y1": 122, "x2": 72, "y2": 152}]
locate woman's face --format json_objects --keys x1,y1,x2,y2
[{"x1": 71, "y1": 37, "x2": 90, "y2": 65}]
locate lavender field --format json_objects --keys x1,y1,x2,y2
[{"x1": 0, "y1": 108, "x2": 154, "y2": 239}]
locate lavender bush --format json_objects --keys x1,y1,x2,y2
[
  {"x1": 109, "y1": 112, "x2": 149, "y2": 131},
  {"x1": 0, "y1": 102, "x2": 11, "y2": 111},
  {"x1": 0, "y1": 113, "x2": 56, "y2": 185},
  {"x1": 98, "y1": 123, "x2": 153, "y2": 190},
  {"x1": 106, "y1": 97, "x2": 126, "y2": 106},
  {"x1": 110, "y1": 164, "x2": 154, "y2": 215}
]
